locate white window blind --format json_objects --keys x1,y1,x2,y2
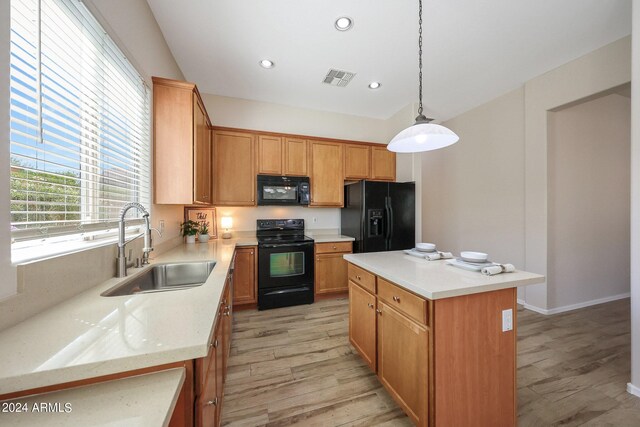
[{"x1": 9, "y1": 0, "x2": 150, "y2": 243}]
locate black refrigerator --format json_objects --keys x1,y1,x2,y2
[{"x1": 341, "y1": 181, "x2": 415, "y2": 253}]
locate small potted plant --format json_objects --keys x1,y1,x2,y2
[
  {"x1": 180, "y1": 219, "x2": 200, "y2": 244},
  {"x1": 198, "y1": 223, "x2": 210, "y2": 243}
]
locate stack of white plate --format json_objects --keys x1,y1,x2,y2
[
  {"x1": 447, "y1": 251, "x2": 494, "y2": 271},
  {"x1": 415, "y1": 243, "x2": 436, "y2": 253}
]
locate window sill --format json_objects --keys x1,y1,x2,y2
[{"x1": 11, "y1": 237, "x2": 121, "y2": 265}]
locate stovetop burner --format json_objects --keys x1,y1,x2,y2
[{"x1": 256, "y1": 219, "x2": 314, "y2": 246}]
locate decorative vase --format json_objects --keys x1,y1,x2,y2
[
  {"x1": 186, "y1": 235, "x2": 196, "y2": 244},
  {"x1": 199, "y1": 233, "x2": 210, "y2": 243}
]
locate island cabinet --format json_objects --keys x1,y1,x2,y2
[
  {"x1": 212, "y1": 130, "x2": 256, "y2": 206},
  {"x1": 308, "y1": 140, "x2": 344, "y2": 206},
  {"x1": 347, "y1": 262, "x2": 518, "y2": 427},
  {"x1": 314, "y1": 241, "x2": 352, "y2": 295},
  {"x1": 232, "y1": 246, "x2": 257, "y2": 306},
  {"x1": 153, "y1": 77, "x2": 212, "y2": 205}
]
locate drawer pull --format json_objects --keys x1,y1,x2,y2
[
  {"x1": 376, "y1": 309, "x2": 382, "y2": 315},
  {"x1": 367, "y1": 303, "x2": 374, "y2": 308},
  {"x1": 332, "y1": 245, "x2": 337, "y2": 249},
  {"x1": 356, "y1": 275, "x2": 361, "y2": 280},
  {"x1": 213, "y1": 339, "x2": 219, "y2": 348},
  {"x1": 206, "y1": 397, "x2": 218, "y2": 406},
  {"x1": 393, "y1": 296, "x2": 400, "y2": 302}
]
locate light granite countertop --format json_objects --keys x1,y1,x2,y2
[
  {"x1": 0, "y1": 368, "x2": 185, "y2": 426},
  {"x1": 0, "y1": 237, "x2": 257, "y2": 395},
  {"x1": 344, "y1": 251, "x2": 544, "y2": 300}
]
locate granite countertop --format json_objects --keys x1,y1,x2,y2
[
  {"x1": 0, "y1": 237, "x2": 257, "y2": 395},
  {"x1": 0, "y1": 368, "x2": 185, "y2": 427},
  {"x1": 344, "y1": 251, "x2": 544, "y2": 300}
]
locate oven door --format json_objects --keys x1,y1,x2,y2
[{"x1": 258, "y1": 242, "x2": 314, "y2": 289}]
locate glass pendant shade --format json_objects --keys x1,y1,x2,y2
[{"x1": 387, "y1": 121, "x2": 459, "y2": 153}]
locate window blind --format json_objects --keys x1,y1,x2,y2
[{"x1": 9, "y1": 0, "x2": 151, "y2": 243}]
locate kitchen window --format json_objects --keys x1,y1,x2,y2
[{"x1": 9, "y1": 0, "x2": 150, "y2": 261}]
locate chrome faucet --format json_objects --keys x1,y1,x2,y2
[{"x1": 116, "y1": 202, "x2": 157, "y2": 278}]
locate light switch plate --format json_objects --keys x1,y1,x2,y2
[{"x1": 502, "y1": 309, "x2": 513, "y2": 332}]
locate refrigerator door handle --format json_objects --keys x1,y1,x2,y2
[
  {"x1": 384, "y1": 197, "x2": 392, "y2": 242},
  {"x1": 388, "y1": 197, "x2": 394, "y2": 243}
]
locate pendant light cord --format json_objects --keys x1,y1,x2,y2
[{"x1": 417, "y1": 0, "x2": 423, "y2": 116}]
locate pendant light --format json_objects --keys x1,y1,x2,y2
[{"x1": 387, "y1": 0, "x2": 459, "y2": 153}]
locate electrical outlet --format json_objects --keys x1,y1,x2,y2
[
  {"x1": 502, "y1": 309, "x2": 513, "y2": 332},
  {"x1": 313, "y1": 217, "x2": 318, "y2": 223},
  {"x1": 159, "y1": 220, "x2": 165, "y2": 234}
]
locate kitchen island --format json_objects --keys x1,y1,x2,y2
[{"x1": 344, "y1": 251, "x2": 544, "y2": 427}]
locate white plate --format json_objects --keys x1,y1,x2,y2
[
  {"x1": 460, "y1": 251, "x2": 488, "y2": 263},
  {"x1": 447, "y1": 259, "x2": 496, "y2": 272},
  {"x1": 403, "y1": 249, "x2": 427, "y2": 258},
  {"x1": 416, "y1": 243, "x2": 436, "y2": 252}
]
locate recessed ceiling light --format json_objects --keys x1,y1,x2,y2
[
  {"x1": 368, "y1": 82, "x2": 381, "y2": 89},
  {"x1": 335, "y1": 17, "x2": 353, "y2": 31},
  {"x1": 259, "y1": 59, "x2": 275, "y2": 69}
]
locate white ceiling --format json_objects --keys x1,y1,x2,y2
[{"x1": 146, "y1": 0, "x2": 632, "y2": 121}]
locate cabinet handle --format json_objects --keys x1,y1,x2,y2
[
  {"x1": 332, "y1": 245, "x2": 337, "y2": 249},
  {"x1": 393, "y1": 296, "x2": 400, "y2": 302},
  {"x1": 224, "y1": 309, "x2": 230, "y2": 316},
  {"x1": 376, "y1": 309, "x2": 382, "y2": 315},
  {"x1": 356, "y1": 275, "x2": 361, "y2": 280},
  {"x1": 206, "y1": 397, "x2": 218, "y2": 406},
  {"x1": 367, "y1": 303, "x2": 374, "y2": 308},
  {"x1": 213, "y1": 338, "x2": 219, "y2": 348}
]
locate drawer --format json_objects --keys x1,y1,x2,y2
[
  {"x1": 315, "y1": 241, "x2": 353, "y2": 254},
  {"x1": 377, "y1": 277, "x2": 427, "y2": 325},
  {"x1": 348, "y1": 263, "x2": 376, "y2": 294}
]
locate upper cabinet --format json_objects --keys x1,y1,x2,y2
[
  {"x1": 257, "y1": 135, "x2": 283, "y2": 175},
  {"x1": 153, "y1": 77, "x2": 212, "y2": 205},
  {"x1": 213, "y1": 130, "x2": 256, "y2": 206},
  {"x1": 283, "y1": 138, "x2": 308, "y2": 176},
  {"x1": 309, "y1": 140, "x2": 344, "y2": 207},
  {"x1": 344, "y1": 144, "x2": 371, "y2": 180},
  {"x1": 371, "y1": 146, "x2": 396, "y2": 181}
]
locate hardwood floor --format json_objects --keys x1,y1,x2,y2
[{"x1": 221, "y1": 297, "x2": 639, "y2": 426}]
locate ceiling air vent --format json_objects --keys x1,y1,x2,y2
[{"x1": 322, "y1": 69, "x2": 356, "y2": 87}]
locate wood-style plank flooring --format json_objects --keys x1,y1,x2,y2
[{"x1": 221, "y1": 297, "x2": 639, "y2": 426}]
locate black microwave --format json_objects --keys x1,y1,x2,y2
[{"x1": 257, "y1": 175, "x2": 311, "y2": 206}]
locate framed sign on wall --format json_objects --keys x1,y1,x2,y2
[{"x1": 184, "y1": 207, "x2": 217, "y2": 240}]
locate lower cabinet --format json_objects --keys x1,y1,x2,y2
[
  {"x1": 377, "y1": 301, "x2": 429, "y2": 426},
  {"x1": 314, "y1": 242, "x2": 352, "y2": 295},
  {"x1": 348, "y1": 281, "x2": 377, "y2": 371},
  {"x1": 232, "y1": 246, "x2": 257, "y2": 305}
]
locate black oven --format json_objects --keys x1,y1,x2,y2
[
  {"x1": 257, "y1": 175, "x2": 310, "y2": 206},
  {"x1": 256, "y1": 219, "x2": 314, "y2": 310}
]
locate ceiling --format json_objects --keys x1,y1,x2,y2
[{"x1": 146, "y1": 0, "x2": 632, "y2": 121}]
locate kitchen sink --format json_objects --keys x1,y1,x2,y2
[{"x1": 101, "y1": 261, "x2": 216, "y2": 296}]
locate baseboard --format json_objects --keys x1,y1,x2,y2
[
  {"x1": 517, "y1": 293, "x2": 630, "y2": 315},
  {"x1": 627, "y1": 383, "x2": 640, "y2": 398}
]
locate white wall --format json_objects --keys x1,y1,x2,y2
[
  {"x1": 548, "y1": 94, "x2": 630, "y2": 309},
  {"x1": 628, "y1": 0, "x2": 640, "y2": 398},
  {"x1": 422, "y1": 87, "x2": 526, "y2": 274},
  {"x1": 0, "y1": 1, "x2": 16, "y2": 299},
  {"x1": 524, "y1": 36, "x2": 631, "y2": 310}
]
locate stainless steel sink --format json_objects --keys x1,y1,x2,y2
[{"x1": 101, "y1": 261, "x2": 216, "y2": 296}]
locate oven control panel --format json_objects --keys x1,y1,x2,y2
[{"x1": 257, "y1": 219, "x2": 305, "y2": 231}]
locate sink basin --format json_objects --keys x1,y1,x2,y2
[{"x1": 101, "y1": 261, "x2": 216, "y2": 296}]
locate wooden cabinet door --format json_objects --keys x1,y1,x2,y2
[
  {"x1": 377, "y1": 301, "x2": 428, "y2": 427},
  {"x1": 344, "y1": 144, "x2": 370, "y2": 180},
  {"x1": 221, "y1": 278, "x2": 232, "y2": 382},
  {"x1": 309, "y1": 140, "x2": 344, "y2": 206},
  {"x1": 371, "y1": 146, "x2": 396, "y2": 181},
  {"x1": 233, "y1": 247, "x2": 257, "y2": 305},
  {"x1": 196, "y1": 323, "x2": 219, "y2": 427},
  {"x1": 315, "y1": 252, "x2": 348, "y2": 294},
  {"x1": 193, "y1": 98, "x2": 211, "y2": 204},
  {"x1": 283, "y1": 138, "x2": 307, "y2": 176},
  {"x1": 257, "y1": 135, "x2": 283, "y2": 175},
  {"x1": 348, "y1": 281, "x2": 377, "y2": 372},
  {"x1": 214, "y1": 314, "x2": 224, "y2": 426},
  {"x1": 213, "y1": 130, "x2": 255, "y2": 205}
]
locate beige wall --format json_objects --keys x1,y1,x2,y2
[
  {"x1": 214, "y1": 207, "x2": 340, "y2": 234},
  {"x1": 629, "y1": 1, "x2": 640, "y2": 394},
  {"x1": 548, "y1": 94, "x2": 630, "y2": 309},
  {"x1": 0, "y1": 0, "x2": 185, "y2": 330},
  {"x1": 201, "y1": 93, "x2": 389, "y2": 144},
  {"x1": 524, "y1": 36, "x2": 631, "y2": 310},
  {"x1": 423, "y1": 87, "x2": 526, "y2": 274}
]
